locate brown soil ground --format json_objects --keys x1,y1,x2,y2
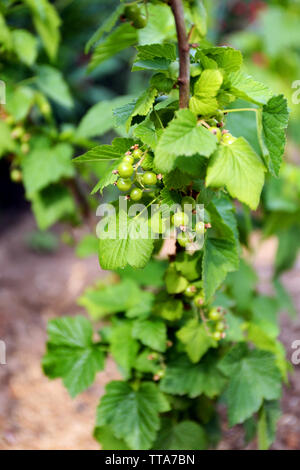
[{"x1": 0, "y1": 212, "x2": 299, "y2": 450}]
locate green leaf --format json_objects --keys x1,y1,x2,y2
[
  {"x1": 0, "y1": 121, "x2": 15, "y2": 157},
  {"x1": 206, "y1": 137, "x2": 266, "y2": 210},
  {"x1": 190, "y1": 0, "x2": 207, "y2": 38},
  {"x1": 133, "y1": 117, "x2": 158, "y2": 149},
  {"x1": 117, "y1": 259, "x2": 167, "y2": 288},
  {"x1": 228, "y1": 71, "x2": 272, "y2": 105},
  {"x1": 77, "y1": 96, "x2": 132, "y2": 139},
  {"x1": 85, "y1": 4, "x2": 125, "y2": 53},
  {"x1": 260, "y1": 95, "x2": 289, "y2": 176},
  {"x1": 190, "y1": 69, "x2": 223, "y2": 115},
  {"x1": 6, "y1": 86, "x2": 35, "y2": 121},
  {"x1": 12, "y1": 30, "x2": 38, "y2": 66},
  {"x1": 133, "y1": 43, "x2": 176, "y2": 71},
  {"x1": 25, "y1": 0, "x2": 61, "y2": 60},
  {"x1": 201, "y1": 47, "x2": 242, "y2": 73},
  {"x1": 75, "y1": 137, "x2": 134, "y2": 163},
  {"x1": 76, "y1": 235, "x2": 98, "y2": 258},
  {"x1": 0, "y1": 13, "x2": 12, "y2": 50},
  {"x1": 98, "y1": 211, "x2": 154, "y2": 270},
  {"x1": 246, "y1": 324, "x2": 289, "y2": 381},
  {"x1": 132, "y1": 319, "x2": 167, "y2": 352},
  {"x1": 202, "y1": 201, "x2": 239, "y2": 301},
  {"x1": 78, "y1": 279, "x2": 148, "y2": 319},
  {"x1": 226, "y1": 259, "x2": 257, "y2": 311},
  {"x1": 160, "y1": 355, "x2": 226, "y2": 399},
  {"x1": 153, "y1": 297, "x2": 183, "y2": 321},
  {"x1": 165, "y1": 266, "x2": 189, "y2": 294},
  {"x1": 113, "y1": 100, "x2": 137, "y2": 127},
  {"x1": 163, "y1": 169, "x2": 191, "y2": 190},
  {"x1": 110, "y1": 323, "x2": 139, "y2": 379},
  {"x1": 35, "y1": 65, "x2": 73, "y2": 108},
  {"x1": 219, "y1": 344, "x2": 282, "y2": 426},
  {"x1": 154, "y1": 419, "x2": 207, "y2": 450},
  {"x1": 22, "y1": 143, "x2": 74, "y2": 197},
  {"x1": 96, "y1": 381, "x2": 170, "y2": 450},
  {"x1": 42, "y1": 316, "x2": 105, "y2": 397},
  {"x1": 31, "y1": 184, "x2": 76, "y2": 230},
  {"x1": 203, "y1": 237, "x2": 239, "y2": 301},
  {"x1": 258, "y1": 400, "x2": 281, "y2": 450},
  {"x1": 127, "y1": 87, "x2": 158, "y2": 130},
  {"x1": 94, "y1": 425, "x2": 130, "y2": 450},
  {"x1": 154, "y1": 109, "x2": 217, "y2": 173},
  {"x1": 89, "y1": 23, "x2": 137, "y2": 71},
  {"x1": 134, "y1": 349, "x2": 161, "y2": 374},
  {"x1": 177, "y1": 318, "x2": 216, "y2": 363},
  {"x1": 138, "y1": 3, "x2": 174, "y2": 45}
]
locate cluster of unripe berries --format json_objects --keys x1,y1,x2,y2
[
  {"x1": 123, "y1": 4, "x2": 147, "y2": 29},
  {"x1": 171, "y1": 196, "x2": 211, "y2": 248},
  {"x1": 184, "y1": 283, "x2": 227, "y2": 341},
  {"x1": 208, "y1": 125, "x2": 236, "y2": 145},
  {"x1": 6, "y1": 114, "x2": 31, "y2": 155},
  {"x1": 207, "y1": 307, "x2": 227, "y2": 341},
  {"x1": 114, "y1": 145, "x2": 158, "y2": 200}
]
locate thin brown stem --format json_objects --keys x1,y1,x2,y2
[{"x1": 169, "y1": 0, "x2": 190, "y2": 108}]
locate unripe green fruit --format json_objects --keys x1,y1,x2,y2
[
  {"x1": 130, "y1": 187, "x2": 143, "y2": 201},
  {"x1": 215, "y1": 321, "x2": 226, "y2": 332},
  {"x1": 142, "y1": 171, "x2": 157, "y2": 186},
  {"x1": 208, "y1": 307, "x2": 222, "y2": 321},
  {"x1": 184, "y1": 285, "x2": 197, "y2": 298},
  {"x1": 132, "y1": 148, "x2": 143, "y2": 160},
  {"x1": 222, "y1": 133, "x2": 236, "y2": 145},
  {"x1": 177, "y1": 232, "x2": 190, "y2": 247},
  {"x1": 132, "y1": 15, "x2": 147, "y2": 29},
  {"x1": 172, "y1": 211, "x2": 189, "y2": 227},
  {"x1": 118, "y1": 162, "x2": 134, "y2": 178},
  {"x1": 209, "y1": 126, "x2": 222, "y2": 141},
  {"x1": 195, "y1": 221, "x2": 205, "y2": 235},
  {"x1": 194, "y1": 294, "x2": 204, "y2": 307},
  {"x1": 123, "y1": 155, "x2": 134, "y2": 165},
  {"x1": 212, "y1": 331, "x2": 222, "y2": 341},
  {"x1": 21, "y1": 143, "x2": 29, "y2": 154},
  {"x1": 181, "y1": 196, "x2": 196, "y2": 210},
  {"x1": 117, "y1": 178, "x2": 132, "y2": 192},
  {"x1": 5, "y1": 115, "x2": 14, "y2": 125},
  {"x1": 10, "y1": 169, "x2": 22, "y2": 183},
  {"x1": 11, "y1": 126, "x2": 24, "y2": 139},
  {"x1": 124, "y1": 4, "x2": 140, "y2": 21}
]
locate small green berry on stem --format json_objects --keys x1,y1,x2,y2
[
  {"x1": 142, "y1": 171, "x2": 157, "y2": 186},
  {"x1": 118, "y1": 162, "x2": 134, "y2": 178},
  {"x1": 212, "y1": 331, "x2": 222, "y2": 341},
  {"x1": 184, "y1": 285, "x2": 197, "y2": 297},
  {"x1": 177, "y1": 231, "x2": 191, "y2": 247},
  {"x1": 215, "y1": 321, "x2": 226, "y2": 332},
  {"x1": 130, "y1": 187, "x2": 143, "y2": 201},
  {"x1": 181, "y1": 196, "x2": 196, "y2": 209},
  {"x1": 117, "y1": 178, "x2": 132, "y2": 192},
  {"x1": 222, "y1": 132, "x2": 236, "y2": 145},
  {"x1": 209, "y1": 126, "x2": 222, "y2": 141},
  {"x1": 10, "y1": 169, "x2": 22, "y2": 183},
  {"x1": 208, "y1": 307, "x2": 222, "y2": 321},
  {"x1": 172, "y1": 211, "x2": 189, "y2": 227},
  {"x1": 123, "y1": 154, "x2": 134, "y2": 165},
  {"x1": 194, "y1": 294, "x2": 204, "y2": 307},
  {"x1": 132, "y1": 148, "x2": 143, "y2": 160}
]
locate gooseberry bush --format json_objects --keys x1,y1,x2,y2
[{"x1": 41, "y1": 0, "x2": 292, "y2": 450}]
